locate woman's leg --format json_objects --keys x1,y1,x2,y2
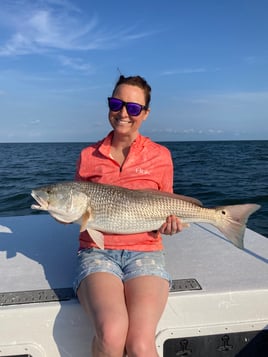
[
  {"x1": 77, "y1": 272, "x2": 129, "y2": 357},
  {"x1": 124, "y1": 276, "x2": 169, "y2": 357}
]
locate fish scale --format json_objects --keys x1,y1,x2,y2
[{"x1": 78, "y1": 183, "x2": 202, "y2": 232}]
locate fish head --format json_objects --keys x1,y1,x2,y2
[{"x1": 31, "y1": 183, "x2": 88, "y2": 224}]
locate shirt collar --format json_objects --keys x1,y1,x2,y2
[{"x1": 98, "y1": 131, "x2": 145, "y2": 157}]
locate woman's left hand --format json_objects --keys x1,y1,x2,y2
[{"x1": 159, "y1": 215, "x2": 185, "y2": 235}]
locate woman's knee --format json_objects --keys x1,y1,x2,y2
[
  {"x1": 94, "y1": 318, "x2": 128, "y2": 355},
  {"x1": 125, "y1": 335, "x2": 157, "y2": 357}
]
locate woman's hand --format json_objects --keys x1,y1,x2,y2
[{"x1": 159, "y1": 215, "x2": 187, "y2": 235}]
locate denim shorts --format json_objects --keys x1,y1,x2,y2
[{"x1": 73, "y1": 248, "x2": 171, "y2": 294}]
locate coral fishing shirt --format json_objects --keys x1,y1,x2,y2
[{"x1": 75, "y1": 131, "x2": 174, "y2": 251}]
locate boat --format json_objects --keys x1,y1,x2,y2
[{"x1": 0, "y1": 214, "x2": 268, "y2": 356}]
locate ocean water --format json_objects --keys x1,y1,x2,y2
[{"x1": 0, "y1": 140, "x2": 267, "y2": 238}]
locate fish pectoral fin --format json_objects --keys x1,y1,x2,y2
[
  {"x1": 87, "y1": 228, "x2": 105, "y2": 250},
  {"x1": 80, "y1": 209, "x2": 91, "y2": 232},
  {"x1": 79, "y1": 208, "x2": 104, "y2": 249}
]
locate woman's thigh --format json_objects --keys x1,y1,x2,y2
[
  {"x1": 125, "y1": 275, "x2": 169, "y2": 337},
  {"x1": 77, "y1": 272, "x2": 129, "y2": 336}
]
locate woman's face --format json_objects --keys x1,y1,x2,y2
[{"x1": 108, "y1": 84, "x2": 150, "y2": 137}]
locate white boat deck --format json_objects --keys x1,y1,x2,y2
[{"x1": 0, "y1": 215, "x2": 267, "y2": 356}]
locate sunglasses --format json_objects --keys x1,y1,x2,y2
[{"x1": 108, "y1": 97, "x2": 148, "y2": 116}]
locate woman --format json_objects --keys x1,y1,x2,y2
[{"x1": 74, "y1": 75, "x2": 183, "y2": 357}]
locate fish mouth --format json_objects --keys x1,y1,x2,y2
[{"x1": 31, "y1": 190, "x2": 49, "y2": 211}]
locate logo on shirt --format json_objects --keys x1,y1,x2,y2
[{"x1": 135, "y1": 167, "x2": 151, "y2": 175}]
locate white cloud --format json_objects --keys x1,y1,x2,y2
[
  {"x1": 30, "y1": 119, "x2": 40, "y2": 125},
  {"x1": 220, "y1": 91, "x2": 268, "y2": 102},
  {"x1": 179, "y1": 90, "x2": 268, "y2": 109},
  {"x1": 57, "y1": 55, "x2": 93, "y2": 73},
  {"x1": 0, "y1": 1, "x2": 154, "y2": 57},
  {"x1": 150, "y1": 127, "x2": 224, "y2": 136},
  {"x1": 244, "y1": 55, "x2": 267, "y2": 65},
  {"x1": 0, "y1": 8, "x2": 98, "y2": 55}
]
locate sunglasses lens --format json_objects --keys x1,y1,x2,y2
[
  {"x1": 108, "y1": 97, "x2": 145, "y2": 116},
  {"x1": 126, "y1": 103, "x2": 142, "y2": 116},
  {"x1": 108, "y1": 98, "x2": 123, "y2": 111}
]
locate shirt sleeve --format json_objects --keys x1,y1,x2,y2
[
  {"x1": 75, "y1": 151, "x2": 90, "y2": 181},
  {"x1": 159, "y1": 149, "x2": 174, "y2": 193},
  {"x1": 74, "y1": 154, "x2": 83, "y2": 181}
]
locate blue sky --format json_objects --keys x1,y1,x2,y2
[{"x1": 0, "y1": 0, "x2": 267, "y2": 142}]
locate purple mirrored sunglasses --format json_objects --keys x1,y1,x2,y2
[{"x1": 108, "y1": 97, "x2": 148, "y2": 116}]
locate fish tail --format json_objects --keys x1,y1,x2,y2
[{"x1": 214, "y1": 204, "x2": 261, "y2": 249}]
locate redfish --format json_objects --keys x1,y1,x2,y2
[{"x1": 31, "y1": 181, "x2": 260, "y2": 250}]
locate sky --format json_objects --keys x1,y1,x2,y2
[{"x1": 0, "y1": 0, "x2": 268, "y2": 142}]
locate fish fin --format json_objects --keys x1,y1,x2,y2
[
  {"x1": 140, "y1": 189, "x2": 203, "y2": 206},
  {"x1": 173, "y1": 193, "x2": 202, "y2": 207},
  {"x1": 87, "y1": 228, "x2": 105, "y2": 250},
  {"x1": 80, "y1": 209, "x2": 91, "y2": 232},
  {"x1": 79, "y1": 209, "x2": 104, "y2": 249},
  {"x1": 214, "y1": 204, "x2": 261, "y2": 249}
]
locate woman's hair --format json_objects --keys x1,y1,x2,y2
[{"x1": 112, "y1": 75, "x2": 151, "y2": 107}]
